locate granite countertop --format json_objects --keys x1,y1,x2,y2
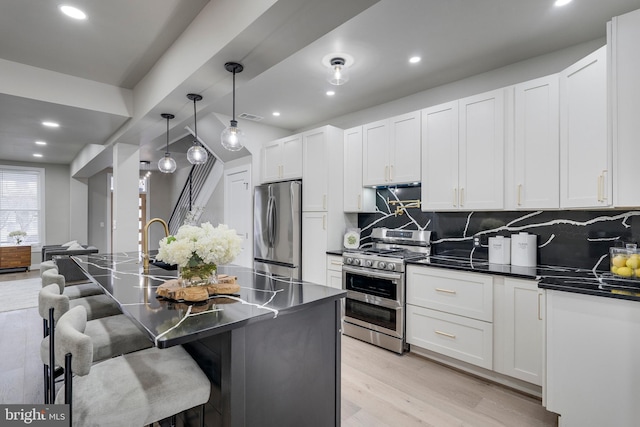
[{"x1": 73, "y1": 253, "x2": 346, "y2": 348}]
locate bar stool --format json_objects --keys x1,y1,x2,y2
[
  {"x1": 54, "y1": 306, "x2": 210, "y2": 427},
  {"x1": 39, "y1": 283, "x2": 124, "y2": 403},
  {"x1": 40, "y1": 260, "x2": 58, "y2": 276},
  {"x1": 42, "y1": 268, "x2": 103, "y2": 299}
]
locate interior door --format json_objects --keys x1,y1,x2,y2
[{"x1": 224, "y1": 166, "x2": 252, "y2": 268}]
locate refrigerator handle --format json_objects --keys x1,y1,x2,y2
[
  {"x1": 267, "y1": 195, "x2": 276, "y2": 248},
  {"x1": 270, "y1": 195, "x2": 277, "y2": 247}
]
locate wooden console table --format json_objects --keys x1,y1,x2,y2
[{"x1": 0, "y1": 245, "x2": 31, "y2": 272}]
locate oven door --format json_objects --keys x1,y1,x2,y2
[{"x1": 342, "y1": 266, "x2": 404, "y2": 338}]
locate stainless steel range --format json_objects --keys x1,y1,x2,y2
[{"x1": 342, "y1": 228, "x2": 431, "y2": 354}]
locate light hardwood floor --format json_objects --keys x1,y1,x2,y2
[{"x1": 1, "y1": 270, "x2": 558, "y2": 426}]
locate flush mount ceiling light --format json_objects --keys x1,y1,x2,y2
[
  {"x1": 186, "y1": 94, "x2": 208, "y2": 164},
  {"x1": 220, "y1": 62, "x2": 246, "y2": 152},
  {"x1": 158, "y1": 113, "x2": 177, "y2": 174},
  {"x1": 409, "y1": 56, "x2": 421, "y2": 64},
  {"x1": 327, "y1": 57, "x2": 349, "y2": 86},
  {"x1": 35, "y1": 141, "x2": 47, "y2": 145},
  {"x1": 326, "y1": 90, "x2": 335, "y2": 96},
  {"x1": 42, "y1": 121, "x2": 59, "y2": 128},
  {"x1": 59, "y1": 5, "x2": 87, "y2": 20},
  {"x1": 554, "y1": 0, "x2": 572, "y2": 6}
]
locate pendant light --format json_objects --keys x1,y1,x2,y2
[
  {"x1": 220, "y1": 62, "x2": 246, "y2": 152},
  {"x1": 327, "y1": 57, "x2": 349, "y2": 85},
  {"x1": 158, "y1": 113, "x2": 176, "y2": 174},
  {"x1": 186, "y1": 93, "x2": 208, "y2": 165}
]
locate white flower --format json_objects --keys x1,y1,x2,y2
[
  {"x1": 155, "y1": 222, "x2": 242, "y2": 268},
  {"x1": 8, "y1": 230, "x2": 27, "y2": 238}
]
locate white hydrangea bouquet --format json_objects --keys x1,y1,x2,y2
[
  {"x1": 8, "y1": 230, "x2": 27, "y2": 244},
  {"x1": 156, "y1": 222, "x2": 242, "y2": 285}
]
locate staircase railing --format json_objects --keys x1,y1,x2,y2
[{"x1": 168, "y1": 150, "x2": 215, "y2": 234}]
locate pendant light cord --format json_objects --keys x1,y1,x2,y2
[
  {"x1": 165, "y1": 116, "x2": 170, "y2": 154},
  {"x1": 192, "y1": 98, "x2": 198, "y2": 140},
  {"x1": 232, "y1": 69, "x2": 236, "y2": 122}
]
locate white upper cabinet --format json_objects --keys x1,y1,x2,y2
[
  {"x1": 302, "y1": 125, "x2": 343, "y2": 212},
  {"x1": 508, "y1": 75, "x2": 560, "y2": 209},
  {"x1": 560, "y1": 46, "x2": 611, "y2": 208},
  {"x1": 343, "y1": 126, "x2": 376, "y2": 213},
  {"x1": 261, "y1": 134, "x2": 303, "y2": 183},
  {"x1": 610, "y1": 9, "x2": 640, "y2": 207},
  {"x1": 362, "y1": 111, "x2": 421, "y2": 186},
  {"x1": 422, "y1": 89, "x2": 505, "y2": 211}
]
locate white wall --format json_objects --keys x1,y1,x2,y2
[{"x1": 88, "y1": 170, "x2": 109, "y2": 253}]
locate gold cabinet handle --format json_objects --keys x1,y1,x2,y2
[
  {"x1": 322, "y1": 214, "x2": 326, "y2": 230},
  {"x1": 330, "y1": 260, "x2": 343, "y2": 266},
  {"x1": 597, "y1": 174, "x2": 602, "y2": 202},
  {"x1": 538, "y1": 292, "x2": 542, "y2": 321},
  {"x1": 517, "y1": 184, "x2": 522, "y2": 206},
  {"x1": 460, "y1": 187, "x2": 465, "y2": 207},
  {"x1": 385, "y1": 166, "x2": 389, "y2": 182},
  {"x1": 357, "y1": 194, "x2": 361, "y2": 210},
  {"x1": 601, "y1": 170, "x2": 608, "y2": 201},
  {"x1": 435, "y1": 330, "x2": 456, "y2": 339},
  {"x1": 323, "y1": 195, "x2": 327, "y2": 210},
  {"x1": 453, "y1": 188, "x2": 458, "y2": 207},
  {"x1": 435, "y1": 288, "x2": 457, "y2": 294},
  {"x1": 390, "y1": 164, "x2": 394, "y2": 181}
]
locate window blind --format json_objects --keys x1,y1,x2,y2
[{"x1": 0, "y1": 167, "x2": 43, "y2": 245}]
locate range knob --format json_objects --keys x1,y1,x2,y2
[
  {"x1": 387, "y1": 263, "x2": 396, "y2": 271},
  {"x1": 353, "y1": 258, "x2": 361, "y2": 266},
  {"x1": 378, "y1": 261, "x2": 386, "y2": 269},
  {"x1": 345, "y1": 257, "x2": 353, "y2": 265},
  {"x1": 365, "y1": 259, "x2": 373, "y2": 267}
]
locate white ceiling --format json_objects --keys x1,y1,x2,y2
[{"x1": 1, "y1": 0, "x2": 639, "y2": 168}]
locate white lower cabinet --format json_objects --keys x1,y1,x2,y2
[
  {"x1": 302, "y1": 212, "x2": 328, "y2": 285},
  {"x1": 546, "y1": 290, "x2": 640, "y2": 427},
  {"x1": 493, "y1": 277, "x2": 544, "y2": 386},
  {"x1": 406, "y1": 266, "x2": 493, "y2": 369},
  {"x1": 407, "y1": 266, "x2": 545, "y2": 390},
  {"x1": 326, "y1": 255, "x2": 343, "y2": 290}
]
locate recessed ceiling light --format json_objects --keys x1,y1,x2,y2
[
  {"x1": 554, "y1": 0, "x2": 572, "y2": 6},
  {"x1": 35, "y1": 141, "x2": 47, "y2": 145},
  {"x1": 42, "y1": 121, "x2": 59, "y2": 128},
  {"x1": 33, "y1": 153, "x2": 43, "y2": 158},
  {"x1": 409, "y1": 56, "x2": 421, "y2": 64},
  {"x1": 59, "y1": 5, "x2": 87, "y2": 20},
  {"x1": 326, "y1": 90, "x2": 335, "y2": 96},
  {"x1": 272, "y1": 112, "x2": 281, "y2": 117}
]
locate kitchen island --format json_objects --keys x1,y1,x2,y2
[{"x1": 72, "y1": 253, "x2": 345, "y2": 427}]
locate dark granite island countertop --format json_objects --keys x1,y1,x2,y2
[{"x1": 72, "y1": 252, "x2": 345, "y2": 427}]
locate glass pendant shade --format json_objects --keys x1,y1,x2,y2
[
  {"x1": 158, "y1": 154, "x2": 177, "y2": 173},
  {"x1": 328, "y1": 57, "x2": 349, "y2": 85},
  {"x1": 159, "y1": 113, "x2": 176, "y2": 173},
  {"x1": 187, "y1": 142, "x2": 208, "y2": 164},
  {"x1": 221, "y1": 120, "x2": 245, "y2": 151}
]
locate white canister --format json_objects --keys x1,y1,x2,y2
[
  {"x1": 511, "y1": 232, "x2": 537, "y2": 267},
  {"x1": 488, "y1": 236, "x2": 511, "y2": 265}
]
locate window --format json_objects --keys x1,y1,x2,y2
[{"x1": 0, "y1": 166, "x2": 44, "y2": 246}]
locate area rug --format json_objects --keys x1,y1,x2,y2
[{"x1": 0, "y1": 278, "x2": 41, "y2": 313}]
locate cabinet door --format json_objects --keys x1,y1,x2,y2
[
  {"x1": 281, "y1": 135, "x2": 303, "y2": 180},
  {"x1": 560, "y1": 46, "x2": 610, "y2": 208},
  {"x1": 459, "y1": 89, "x2": 505, "y2": 210},
  {"x1": 494, "y1": 278, "x2": 544, "y2": 386},
  {"x1": 362, "y1": 119, "x2": 390, "y2": 186},
  {"x1": 302, "y1": 212, "x2": 327, "y2": 285},
  {"x1": 421, "y1": 101, "x2": 460, "y2": 211},
  {"x1": 303, "y1": 129, "x2": 328, "y2": 211},
  {"x1": 344, "y1": 127, "x2": 375, "y2": 212},
  {"x1": 611, "y1": 9, "x2": 640, "y2": 207},
  {"x1": 389, "y1": 111, "x2": 421, "y2": 184},
  {"x1": 513, "y1": 75, "x2": 560, "y2": 209},
  {"x1": 262, "y1": 140, "x2": 282, "y2": 183},
  {"x1": 326, "y1": 255, "x2": 343, "y2": 290}
]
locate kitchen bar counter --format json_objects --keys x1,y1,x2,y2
[{"x1": 73, "y1": 253, "x2": 345, "y2": 427}]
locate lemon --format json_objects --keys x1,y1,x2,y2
[
  {"x1": 611, "y1": 266, "x2": 619, "y2": 274},
  {"x1": 616, "y1": 266, "x2": 633, "y2": 277},
  {"x1": 612, "y1": 255, "x2": 629, "y2": 268},
  {"x1": 626, "y1": 257, "x2": 640, "y2": 269}
]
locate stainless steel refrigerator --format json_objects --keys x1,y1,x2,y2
[{"x1": 254, "y1": 180, "x2": 302, "y2": 279}]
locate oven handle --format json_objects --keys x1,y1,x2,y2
[
  {"x1": 346, "y1": 290, "x2": 402, "y2": 310},
  {"x1": 342, "y1": 266, "x2": 403, "y2": 281}
]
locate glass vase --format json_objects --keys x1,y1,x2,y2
[{"x1": 179, "y1": 263, "x2": 218, "y2": 287}]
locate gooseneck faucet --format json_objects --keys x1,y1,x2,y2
[{"x1": 142, "y1": 218, "x2": 169, "y2": 273}]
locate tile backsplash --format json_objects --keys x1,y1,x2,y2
[{"x1": 357, "y1": 186, "x2": 640, "y2": 270}]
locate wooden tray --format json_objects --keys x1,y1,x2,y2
[{"x1": 156, "y1": 274, "x2": 240, "y2": 302}]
